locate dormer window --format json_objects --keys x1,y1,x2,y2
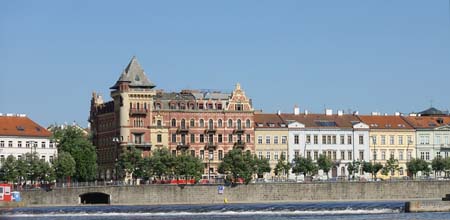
[
  {"x1": 235, "y1": 104, "x2": 243, "y2": 111},
  {"x1": 280, "y1": 123, "x2": 286, "y2": 127},
  {"x1": 268, "y1": 123, "x2": 275, "y2": 127},
  {"x1": 257, "y1": 123, "x2": 264, "y2": 127}
]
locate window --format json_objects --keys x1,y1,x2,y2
[
  {"x1": 172, "y1": 150, "x2": 177, "y2": 156},
  {"x1": 373, "y1": 151, "x2": 377, "y2": 161},
  {"x1": 274, "y1": 136, "x2": 279, "y2": 144},
  {"x1": 218, "y1": 119, "x2": 223, "y2": 128},
  {"x1": 208, "y1": 119, "x2": 214, "y2": 129},
  {"x1": 266, "y1": 136, "x2": 271, "y2": 144},
  {"x1": 332, "y1": 151, "x2": 336, "y2": 160},
  {"x1": 258, "y1": 136, "x2": 263, "y2": 144},
  {"x1": 50, "y1": 142, "x2": 54, "y2": 148},
  {"x1": 398, "y1": 136, "x2": 403, "y2": 145},
  {"x1": 191, "y1": 134, "x2": 195, "y2": 143},
  {"x1": 371, "y1": 136, "x2": 377, "y2": 144},
  {"x1": 294, "y1": 150, "x2": 299, "y2": 158},
  {"x1": 348, "y1": 151, "x2": 352, "y2": 160},
  {"x1": 407, "y1": 136, "x2": 412, "y2": 145},
  {"x1": 191, "y1": 150, "x2": 195, "y2": 157},
  {"x1": 171, "y1": 119, "x2": 176, "y2": 127},
  {"x1": 390, "y1": 136, "x2": 395, "y2": 145},
  {"x1": 381, "y1": 136, "x2": 386, "y2": 145},
  {"x1": 341, "y1": 151, "x2": 345, "y2": 160},
  {"x1": 314, "y1": 151, "x2": 318, "y2": 160},
  {"x1": 381, "y1": 151, "x2": 386, "y2": 160},
  {"x1": 229, "y1": 134, "x2": 233, "y2": 143},
  {"x1": 294, "y1": 135, "x2": 299, "y2": 144},
  {"x1": 8, "y1": 141, "x2": 12, "y2": 147},
  {"x1": 0, "y1": 155, "x2": 4, "y2": 163},
  {"x1": 420, "y1": 152, "x2": 425, "y2": 160},
  {"x1": 190, "y1": 119, "x2": 195, "y2": 127},
  {"x1": 237, "y1": 119, "x2": 242, "y2": 129},
  {"x1": 435, "y1": 136, "x2": 441, "y2": 145},
  {"x1": 157, "y1": 120, "x2": 162, "y2": 127},
  {"x1": 399, "y1": 168, "x2": 404, "y2": 176},
  {"x1": 218, "y1": 134, "x2": 223, "y2": 143},
  {"x1": 307, "y1": 151, "x2": 311, "y2": 159},
  {"x1": 340, "y1": 135, "x2": 345, "y2": 145},
  {"x1": 157, "y1": 134, "x2": 162, "y2": 143},
  {"x1": 200, "y1": 150, "x2": 204, "y2": 159},
  {"x1": 171, "y1": 134, "x2": 177, "y2": 143},
  {"x1": 200, "y1": 134, "x2": 204, "y2": 143},
  {"x1": 359, "y1": 150, "x2": 364, "y2": 160},
  {"x1": 347, "y1": 135, "x2": 352, "y2": 145},
  {"x1": 282, "y1": 136, "x2": 287, "y2": 144},
  {"x1": 266, "y1": 152, "x2": 271, "y2": 160},
  {"x1": 359, "y1": 135, "x2": 364, "y2": 145},
  {"x1": 246, "y1": 119, "x2": 251, "y2": 128},
  {"x1": 314, "y1": 135, "x2": 318, "y2": 144},
  {"x1": 258, "y1": 152, "x2": 263, "y2": 160},
  {"x1": 246, "y1": 134, "x2": 251, "y2": 143},
  {"x1": 425, "y1": 152, "x2": 430, "y2": 160},
  {"x1": 332, "y1": 136, "x2": 337, "y2": 145},
  {"x1": 134, "y1": 134, "x2": 142, "y2": 144},
  {"x1": 209, "y1": 150, "x2": 214, "y2": 160},
  {"x1": 18, "y1": 141, "x2": 22, "y2": 148},
  {"x1": 235, "y1": 104, "x2": 243, "y2": 111},
  {"x1": 322, "y1": 136, "x2": 326, "y2": 144},
  {"x1": 219, "y1": 150, "x2": 223, "y2": 160},
  {"x1": 0, "y1": 141, "x2": 4, "y2": 147},
  {"x1": 306, "y1": 135, "x2": 311, "y2": 144},
  {"x1": 407, "y1": 151, "x2": 412, "y2": 160},
  {"x1": 41, "y1": 142, "x2": 46, "y2": 148},
  {"x1": 390, "y1": 151, "x2": 395, "y2": 159},
  {"x1": 199, "y1": 119, "x2": 204, "y2": 128},
  {"x1": 399, "y1": 150, "x2": 404, "y2": 160},
  {"x1": 274, "y1": 152, "x2": 279, "y2": 160},
  {"x1": 41, "y1": 156, "x2": 45, "y2": 161},
  {"x1": 228, "y1": 119, "x2": 233, "y2": 128},
  {"x1": 181, "y1": 119, "x2": 186, "y2": 129},
  {"x1": 327, "y1": 136, "x2": 331, "y2": 144},
  {"x1": 419, "y1": 136, "x2": 430, "y2": 145}
]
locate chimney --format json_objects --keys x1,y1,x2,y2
[
  {"x1": 304, "y1": 110, "x2": 309, "y2": 115},
  {"x1": 353, "y1": 111, "x2": 359, "y2": 115},
  {"x1": 371, "y1": 112, "x2": 379, "y2": 116},
  {"x1": 277, "y1": 110, "x2": 281, "y2": 115},
  {"x1": 394, "y1": 112, "x2": 401, "y2": 116},
  {"x1": 294, "y1": 105, "x2": 300, "y2": 115},
  {"x1": 325, "y1": 109, "x2": 333, "y2": 116},
  {"x1": 337, "y1": 110, "x2": 344, "y2": 116}
]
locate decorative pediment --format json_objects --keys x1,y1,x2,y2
[
  {"x1": 353, "y1": 122, "x2": 369, "y2": 129},
  {"x1": 435, "y1": 125, "x2": 450, "y2": 131},
  {"x1": 226, "y1": 83, "x2": 253, "y2": 111},
  {"x1": 288, "y1": 121, "x2": 305, "y2": 128}
]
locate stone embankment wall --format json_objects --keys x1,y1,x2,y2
[{"x1": 21, "y1": 181, "x2": 450, "y2": 206}]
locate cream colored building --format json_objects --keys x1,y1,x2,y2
[
  {"x1": 358, "y1": 115, "x2": 416, "y2": 179},
  {"x1": 254, "y1": 113, "x2": 289, "y2": 180}
]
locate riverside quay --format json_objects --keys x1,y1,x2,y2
[{"x1": 86, "y1": 57, "x2": 450, "y2": 181}]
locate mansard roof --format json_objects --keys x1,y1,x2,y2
[
  {"x1": 254, "y1": 113, "x2": 287, "y2": 128},
  {"x1": 279, "y1": 114, "x2": 361, "y2": 129},
  {"x1": 357, "y1": 115, "x2": 413, "y2": 129},
  {"x1": 0, "y1": 115, "x2": 52, "y2": 137},
  {"x1": 403, "y1": 116, "x2": 450, "y2": 129},
  {"x1": 110, "y1": 56, "x2": 156, "y2": 90},
  {"x1": 417, "y1": 107, "x2": 449, "y2": 116}
]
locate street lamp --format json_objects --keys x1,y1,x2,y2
[{"x1": 112, "y1": 137, "x2": 121, "y2": 182}]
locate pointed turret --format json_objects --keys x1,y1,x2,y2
[{"x1": 110, "y1": 56, "x2": 156, "y2": 90}]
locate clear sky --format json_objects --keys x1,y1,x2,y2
[{"x1": 1, "y1": 0, "x2": 449, "y2": 127}]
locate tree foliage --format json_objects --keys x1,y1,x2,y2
[
  {"x1": 406, "y1": 158, "x2": 430, "y2": 179},
  {"x1": 317, "y1": 154, "x2": 333, "y2": 178},
  {"x1": 53, "y1": 151, "x2": 76, "y2": 181},
  {"x1": 291, "y1": 156, "x2": 317, "y2": 178},
  {"x1": 274, "y1": 154, "x2": 290, "y2": 177},
  {"x1": 431, "y1": 156, "x2": 446, "y2": 177},
  {"x1": 174, "y1": 153, "x2": 204, "y2": 180},
  {"x1": 381, "y1": 158, "x2": 400, "y2": 177}
]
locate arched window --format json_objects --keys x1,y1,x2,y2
[
  {"x1": 190, "y1": 119, "x2": 195, "y2": 127},
  {"x1": 237, "y1": 119, "x2": 242, "y2": 129},
  {"x1": 228, "y1": 119, "x2": 233, "y2": 128},
  {"x1": 181, "y1": 119, "x2": 186, "y2": 129},
  {"x1": 155, "y1": 103, "x2": 161, "y2": 110},
  {"x1": 199, "y1": 119, "x2": 205, "y2": 128},
  {"x1": 157, "y1": 120, "x2": 162, "y2": 127},
  {"x1": 218, "y1": 119, "x2": 223, "y2": 128},
  {"x1": 246, "y1": 119, "x2": 251, "y2": 128},
  {"x1": 208, "y1": 119, "x2": 214, "y2": 129},
  {"x1": 137, "y1": 103, "x2": 140, "y2": 109},
  {"x1": 171, "y1": 119, "x2": 176, "y2": 127}
]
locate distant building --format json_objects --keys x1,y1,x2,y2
[
  {"x1": 357, "y1": 115, "x2": 415, "y2": 178},
  {"x1": 254, "y1": 113, "x2": 288, "y2": 179},
  {"x1": 416, "y1": 107, "x2": 449, "y2": 117},
  {"x1": 90, "y1": 57, "x2": 255, "y2": 180},
  {"x1": 403, "y1": 116, "x2": 450, "y2": 162},
  {"x1": 280, "y1": 108, "x2": 370, "y2": 179},
  {"x1": 0, "y1": 114, "x2": 57, "y2": 165}
]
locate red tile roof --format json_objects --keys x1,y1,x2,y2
[
  {"x1": 254, "y1": 113, "x2": 286, "y2": 128},
  {"x1": 403, "y1": 116, "x2": 450, "y2": 129},
  {"x1": 0, "y1": 116, "x2": 52, "y2": 137},
  {"x1": 357, "y1": 115, "x2": 413, "y2": 129}
]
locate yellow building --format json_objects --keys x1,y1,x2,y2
[
  {"x1": 254, "y1": 113, "x2": 289, "y2": 180},
  {"x1": 150, "y1": 113, "x2": 169, "y2": 152},
  {"x1": 358, "y1": 115, "x2": 416, "y2": 179}
]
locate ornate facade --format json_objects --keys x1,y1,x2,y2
[{"x1": 90, "y1": 57, "x2": 254, "y2": 179}]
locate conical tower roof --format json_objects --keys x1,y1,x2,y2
[{"x1": 110, "y1": 56, "x2": 156, "y2": 89}]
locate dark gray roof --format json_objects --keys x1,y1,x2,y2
[
  {"x1": 418, "y1": 107, "x2": 449, "y2": 116},
  {"x1": 110, "y1": 56, "x2": 156, "y2": 89}
]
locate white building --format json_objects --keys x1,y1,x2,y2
[
  {"x1": 281, "y1": 108, "x2": 370, "y2": 179},
  {"x1": 0, "y1": 114, "x2": 57, "y2": 165}
]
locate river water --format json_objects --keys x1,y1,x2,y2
[{"x1": 2, "y1": 201, "x2": 450, "y2": 220}]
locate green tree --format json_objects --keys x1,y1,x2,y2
[
  {"x1": 0, "y1": 155, "x2": 18, "y2": 183},
  {"x1": 174, "y1": 153, "x2": 204, "y2": 181},
  {"x1": 16, "y1": 158, "x2": 29, "y2": 185},
  {"x1": 117, "y1": 146, "x2": 143, "y2": 181},
  {"x1": 347, "y1": 161, "x2": 360, "y2": 180},
  {"x1": 363, "y1": 162, "x2": 383, "y2": 179},
  {"x1": 431, "y1": 156, "x2": 446, "y2": 177},
  {"x1": 53, "y1": 152, "x2": 76, "y2": 182},
  {"x1": 218, "y1": 149, "x2": 253, "y2": 184},
  {"x1": 381, "y1": 158, "x2": 400, "y2": 177},
  {"x1": 373, "y1": 163, "x2": 383, "y2": 179},
  {"x1": 291, "y1": 156, "x2": 317, "y2": 178},
  {"x1": 252, "y1": 155, "x2": 271, "y2": 179},
  {"x1": 317, "y1": 154, "x2": 333, "y2": 179},
  {"x1": 407, "y1": 158, "x2": 430, "y2": 179},
  {"x1": 149, "y1": 147, "x2": 176, "y2": 179},
  {"x1": 274, "y1": 154, "x2": 290, "y2": 178},
  {"x1": 53, "y1": 126, "x2": 97, "y2": 181},
  {"x1": 37, "y1": 160, "x2": 55, "y2": 182}
]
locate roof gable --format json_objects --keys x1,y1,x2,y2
[{"x1": 111, "y1": 56, "x2": 156, "y2": 89}]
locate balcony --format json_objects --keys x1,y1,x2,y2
[
  {"x1": 176, "y1": 142, "x2": 190, "y2": 151},
  {"x1": 233, "y1": 127, "x2": 245, "y2": 134},
  {"x1": 177, "y1": 126, "x2": 189, "y2": 133},
  {"x1": 129, "y1": 108, "x2": 148, "y2": 115},
  {"x1": 205, "y1": 142, "x2": 217, "y2": 150},
  {"x1": 205, "y1": 126, "x2": 217, "y2": 134},
  {"x1": 131, "y1": 142, "x2": 152, "y2": 151},
  {"x1": 233, "y1": 140, "x2": 246, "y2": 149}
]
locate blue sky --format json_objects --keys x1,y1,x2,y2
[{"x1": 1, "y1": 0, "x2": 449, "y2": 127}]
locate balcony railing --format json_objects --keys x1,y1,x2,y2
[
  {"x1": 233, "y1": 127, "x2": 245, "y2": 134},
  {"x1": 177, "y1": 126, "x2": 189, "y2": 133},
  {"x1": 205, "y1": 142, "x2": 217, "y2": 150},
  {"x1": 129, "y1": 108, "x2": 148, "y2": 115},
  {"x1": 176, "y1": 142, "x2": 190, "y2": 151},
  {"x1": 205, "y1": 126, "x2": 217, "y2": 133},
  {"x1": 233, "y1": 140, "x2": 246, "y2": 149}
]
